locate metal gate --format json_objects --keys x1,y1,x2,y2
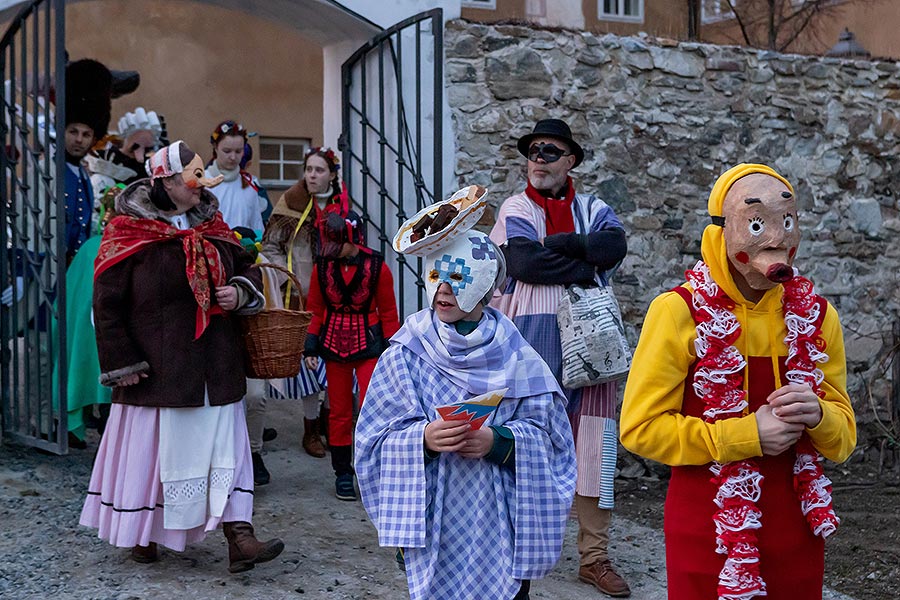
[
  {"x1": 0, "y1": 0, "x2": 68, "y2": 453},
  {"x1": 340, "y1": 8, "x2": 443, "y2": 317}
]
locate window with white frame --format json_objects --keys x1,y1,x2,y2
[
  {"x1": 702, "y1": 0, "x2": 735, "y2": 23},
  {"x1": 258, "y1": 137, "x2": 310, "y2": 187},
  {"x1": 462, "y1": 0, "x2": 496, "y2": 9},
  {"x1": 599, "y1": 0, "x2": 643, "y2": 22}
]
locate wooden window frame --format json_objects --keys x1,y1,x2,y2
[{"x1": 258, "y1": 136, "x2": 311, "y2": 188}]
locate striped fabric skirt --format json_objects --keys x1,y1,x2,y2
[
  {"x1": 266, "y1": 357, "x2": 327, "y2": 400},
  {"x1": 568, "y1": 381, "x2": 618, "y2": 506}
]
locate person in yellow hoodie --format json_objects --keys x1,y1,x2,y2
[{"x1": 621, "y1": 163, "x2": 856, "y2": 600}]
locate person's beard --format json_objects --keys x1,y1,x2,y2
[{"x1": 65, "y1": 150, "x2": 87, "y2": 165}]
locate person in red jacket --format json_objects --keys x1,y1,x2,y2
[{"x1": 304, "y1": 208, "x2": 400, "y2": 501}]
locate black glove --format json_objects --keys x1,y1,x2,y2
[{"x1": 543, "y1": 233, "x2": 586, "y2": 259}]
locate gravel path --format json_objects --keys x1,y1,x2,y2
[{"x1": 0, "y1": 397, "x2": 857, "y2": 599}]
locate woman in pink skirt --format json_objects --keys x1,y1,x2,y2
[{"x1": 80, "y1": 141, "x2": 284, "y2": 573}]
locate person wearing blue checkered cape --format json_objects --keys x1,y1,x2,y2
[{"x1": 356, "y1": 228, "x2": 577, "y2": 600}]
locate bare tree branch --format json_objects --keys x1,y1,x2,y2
[
  {"x1": 767, "y1": 0, "x2": 777, "y2": 49},
  {"x1": 778, "y1": 2, "x2": 824, "y2": 52},
  {"x1": 725, "y1": 0, "x2": 754, "y2": 47},
  {"x1": 716, "y1": 0, "x2": 878, "y2": 54}
]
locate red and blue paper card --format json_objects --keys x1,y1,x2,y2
[{"x1": 436, "y1": 388, "x2": 508, "y2": 430}]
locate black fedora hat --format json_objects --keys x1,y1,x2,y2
[{"x1": 517, "y1": 118, "x2": 584, "y2": 168}]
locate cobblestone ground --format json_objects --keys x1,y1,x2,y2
[{"x1": 0, "y1": 398, "x2": 856, "y2": 600}]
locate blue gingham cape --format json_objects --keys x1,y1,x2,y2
[{"x1": 355, "y1": 307, "x2": 577, "y2": 600}]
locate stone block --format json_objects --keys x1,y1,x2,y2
[
  {"x1": 448, "y1": 34, "x2": 480, "y2": 58},
  {"x1": 447, "y1": 60, "x2": 477, "y2": 83},
  {"x1": 485, "y1": 48, "x2": 552, "y2": 100},
  {"x1": 790, "y1": 105, "x2": 820, "y2": 126},
  {"x1": 483, "y1": 36, "x2": 518, "y2": 53},
  {"x1": 843, "y1": 318, "x2": 884, "y2": 364},
  {"x1": 448, "y1": 84, "x2": 492, "y2": 113},
  {"x1": 850, "y1": 198, "x2": 883, "y2": 238},
  {"x1": 650, "y1": 46, "x2": 704, "y2": 78},
  {"x1": 576, "y1": 47, "x2": 611, "y2": 67},
  {"x1": 621, "y1": 50, "x2": 653, "y2": 71},
  {"x1": 573, "y1": 64, "x2": 603, "y2": 87},
  {"x1": 494, "y1": 25, "x2": 532, "y2": 38},
  {"x1": 802, "y1": 63, "x2": 831, "y2": 79},
  {"x1": 622, "y1": 38, "x2": 649, "y2": 53},
  {"x1": 596, "y1": 175, "x2": 634, "y2": 213},
  {"x1": 749, "y1": 66, "x2": 775, "y2": 83},
  {"x1": 468, "y1": 108, "x2": 512, "y2": 133},
  {"x1": 647, "y1": 159, "x2": 680, "y2": 180},
  {"x1": 599, "y1": 33, "x2": 621, "y2": 49},
  {"x1": 631, "y1": 214, "x2": 663, "y2": 230},
  {"x1": 706, "y1": 57, "x2": 744, "y2": 72}
]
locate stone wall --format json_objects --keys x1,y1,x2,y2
[{"x1": 447, "y1": 19, "x2": 900, "y2": 427}]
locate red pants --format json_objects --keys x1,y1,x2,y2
[{"x1": 324, "y1": 358, "x2": 376, "y2": 447}]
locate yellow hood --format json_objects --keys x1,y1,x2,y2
[{"x1": 700, "y1": 163, "x2": 794, "y2": 308}]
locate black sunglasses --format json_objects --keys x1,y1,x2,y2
[
  {"x1": 128, "y1": 142, "x2": 155, "y2": 154},
  {"x1": 528, "y1": 142, "x2": 571, "y2": 164}
]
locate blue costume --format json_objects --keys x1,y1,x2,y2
[
  {"x1": 64, "y1": 162, "x2": 94, "y2": 260},
  {"x1": 356, "y1": 307, "x2": 577, "y2": 600}
]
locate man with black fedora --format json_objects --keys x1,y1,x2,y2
[{"x1": 490, "y1": 118, "x2": 631, "y2": 597}]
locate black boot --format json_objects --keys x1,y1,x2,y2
[{"x1": 252, "y1": 452, "x2": 270, "y2": 486}]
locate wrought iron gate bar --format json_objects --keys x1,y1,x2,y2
[
  {"x1": 340, "y1": 8, "x2": 442, "y2": 317},
  {"x1": 341, "y1": 148, "x2": 422, "y2": 215},
  {"x1": 1, "y1": 0, "x2": 67, "y2": 453},
  {"x1": 431, "y1": 16, "x2": 443, "y2": 214},
  {"x1": 377, "y1": 40, "x2": 387, "y2": 250},
  {"x1": 346, "y1": 103, "x2": 430, "y2": 191}
]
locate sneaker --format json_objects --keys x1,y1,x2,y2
[
  {"x1": 578, "y1": 559, "x2": 631, "y2": 597},
  {"x1": 252, "y1": 452, "x2": 271, "y2": 486},
  {"x1": 262, "y1": 428, "x2": 277, "y2": 442},
  {"x1": 335, "y1": 474, "x2": 357, "y2": 501}
]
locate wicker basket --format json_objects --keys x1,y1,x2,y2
[{"x1": 240, "y1": 263, "x2": 313, "y2": 379}]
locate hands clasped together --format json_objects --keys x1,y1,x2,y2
[
  {"x1": 756, "y1": 383, "x2": 823, "y2": 456},
  {"x1": 424, "y1": 419, "x2": 494, "y2": 459}
]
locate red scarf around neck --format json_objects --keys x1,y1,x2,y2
[
  {"x1": 525, "y1": 177, "x2": 576, "y2": 236},
  {"x1": 94, "y1": 212, "x2": 240, "y2": 339}
]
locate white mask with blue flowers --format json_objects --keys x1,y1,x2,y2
[{"x1": 423, "y1": 232, "x2": 505, "y2": 314}]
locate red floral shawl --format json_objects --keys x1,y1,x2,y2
[{"x1": 95, "y1": 212, "x2": 240, "y2": 339}]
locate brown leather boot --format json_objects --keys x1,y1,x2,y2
[
  {"x1": 223, "y1": 521, "x2": 284, "y2": 573},
  {"x1": 302, "y1": 418, "x2": 326, "y2": 458},
  {"x1": 131, "y1": 542, "x2": 158, "y2": 563},
  {"x1": 578, "y1": 559, "x2": 631, "y2": 597}
]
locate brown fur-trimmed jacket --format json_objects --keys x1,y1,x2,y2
[
  {"x1": 260, "y1": 180, "x2": 341, "y2": 309},
  {"x1": 93, "y1": 181, "x2": 264, "y2": 408}
]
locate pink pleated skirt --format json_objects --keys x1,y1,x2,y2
[{"x1": 79, "y1": 401, "x2": 254, "y2": 552}]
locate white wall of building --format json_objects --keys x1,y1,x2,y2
[{"x1": 324, "y1": 1, "x2": 459, "y2": 197}]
